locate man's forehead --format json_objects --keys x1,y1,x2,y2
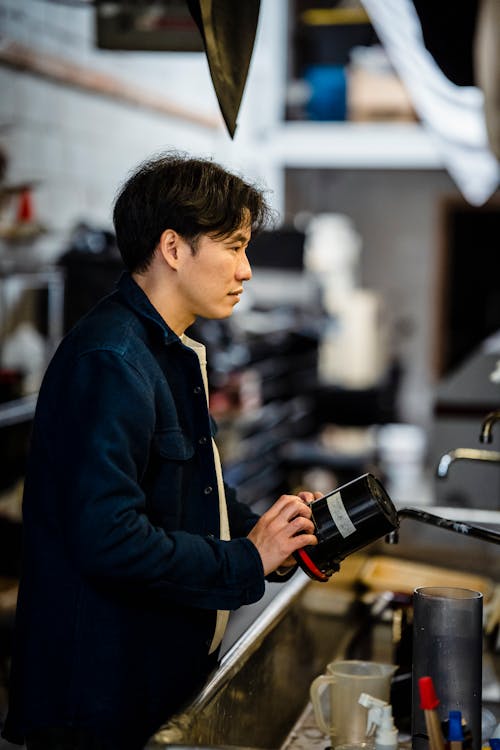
[
  {"x1": 222, "y1": 219, "x2": 252, "y2": 242},
  {"x1": 205, "y1": 213, "x2": 252, "y2": 243}
]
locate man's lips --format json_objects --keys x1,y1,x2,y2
[{"x1": 228, "y1": 289, "x2": 243, "y2": 297}]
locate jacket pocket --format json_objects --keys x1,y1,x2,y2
[{"x1": 153, "y1": 428, "x2": 195, "y2": 461}]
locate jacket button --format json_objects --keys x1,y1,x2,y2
[
  {"x1": 199, "y1": 436, "x2": 208, "y2": 445},
  {"x1": 204, "y1": 486, "x2": 213, "y2": 494},
  {"x1": 193, "y1": 385, "x2": 202, "y2": 394}
]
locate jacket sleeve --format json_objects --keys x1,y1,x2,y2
[
  {"x1": 39, "y1": 348, "x2": 265, "y2": 611},
  {"x1": 224, "y1": 481, "x2": 260, "y2": 537}
]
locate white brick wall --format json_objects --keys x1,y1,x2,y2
[{"x1": 0, "y1": 0, "x2": 286, "y2": 262}]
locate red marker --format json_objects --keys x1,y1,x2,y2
[{"x1": 419, "y1": 676, "x2": 445, "y2": 750}]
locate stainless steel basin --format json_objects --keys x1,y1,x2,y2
[{"x1": 148, "y1": 572, "x2": 360, "y2": 749}]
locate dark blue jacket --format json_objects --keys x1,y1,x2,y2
[{"x1": 3, "y1": 273, "x2": 266, "y2": 748}]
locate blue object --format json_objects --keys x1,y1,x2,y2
[
  {"x1": 490, "y1": 739, "x2": 500, "y2": 750},
  {"x1": 448, "y1": 711, "x2": 465, "y2": 741},
  {"x1": 304, "y1": 64, "x2": 347, "y2": 121}
]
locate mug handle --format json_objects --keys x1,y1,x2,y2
[{"x1": 310, "y1": 674, "x2": 336, "y2": 736}]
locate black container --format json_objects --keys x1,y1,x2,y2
[{"x1": 294, "y1": 473, "x2": 399, "y2": 581}]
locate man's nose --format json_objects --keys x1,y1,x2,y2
[{"x1": 236, "y1": 251, "x2": 252, "y2": 281}]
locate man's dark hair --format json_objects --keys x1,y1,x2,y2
[{"x1": 113, "y1": 151, "x2": 273, "y2": 272}]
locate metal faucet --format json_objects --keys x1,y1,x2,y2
[
  {"x1": 388, "y1": 507, "x2": 500, "y2": 546},
  {"x1": 479, "y1": 409, "x2": 500, "y2": 443},
  {"x1": 436, "y1": 448, "x2": 500, "y2": 478}
]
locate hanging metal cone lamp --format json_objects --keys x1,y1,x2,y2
[{"x1": 188, "y1": 0, "x2": 261, "y2": 138}]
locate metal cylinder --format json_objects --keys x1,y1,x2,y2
[{"x1": 412, "y1": 587, "x2": 483, "y2": 750}]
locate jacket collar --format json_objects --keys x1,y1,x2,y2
[{"x1": 116, "y1": 272, "x2": 180, "y2": 346}]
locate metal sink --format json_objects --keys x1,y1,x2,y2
[{"x1": 147, "y1": 571, "x2": 362, "y2": 749}]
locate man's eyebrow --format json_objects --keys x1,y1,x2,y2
[{"x1": 225, "y1": 232, "x2": 250, "y2": 243}]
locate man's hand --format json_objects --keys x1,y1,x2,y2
[{"x1": 247, "y1": 491, "x2": 322, "y2": 576}]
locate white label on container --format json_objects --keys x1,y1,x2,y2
[{"x1": 326, "y1": 491, "x2": 356, "y2": 538}]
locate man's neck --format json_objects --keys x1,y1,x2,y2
[{"x1": 131, "y1": 268, "x2": 194, "y2": 337}]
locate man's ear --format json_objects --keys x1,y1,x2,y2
[{"x1": 158, "y1": 229, "x2": 181, "y2": 270}]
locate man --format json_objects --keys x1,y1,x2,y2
[{"x1": 3, "y1": 153, "x2": 319, "y2": 750}]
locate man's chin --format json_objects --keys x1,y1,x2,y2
[{"x1": 200, "y1": 307, "x2": 235, "y2": 321}]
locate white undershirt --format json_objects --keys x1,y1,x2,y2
[{"x1": 181, "y1": 335, "x2": 230, "y2": 654}]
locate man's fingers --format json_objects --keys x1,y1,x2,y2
[
  {"x1": 265, "y1": 495, "x2": 313, "y2": 523},
  {"x1": 264, "y1": 494, "x2": 303, "y2": 520},
  {"x1": 286, "y1": 501, "x2": 312, "y2": 521},
  {"x1": 297, "y1": 491, "x2": 314, "y2": 504},
  {"x1": 289, "y1": 533, "x2": 318, "y2": 551},
  {"x1": 298, "y1": 490, "x2": 324, "y2": 503},
  {"x1": 289, "y1": 516, "x2": 315, "y2": 536},
  {"x1": 247, "y1": 492, "x2": 321, "y2": 575}
]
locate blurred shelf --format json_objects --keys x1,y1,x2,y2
[
  {"x1": 0, "y1": 265, "x2": 64, "y2": 428},
  {"x1": 266, "y1": 121, "x2": 443, "y2": 169}
]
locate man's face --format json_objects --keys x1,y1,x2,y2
[{"x1": 176, "y1": 222, "x2": 252, "y2": 322}]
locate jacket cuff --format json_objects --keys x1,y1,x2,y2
[{"x1": 230, "y1": 537, "x2": 266, "y2": 604}]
